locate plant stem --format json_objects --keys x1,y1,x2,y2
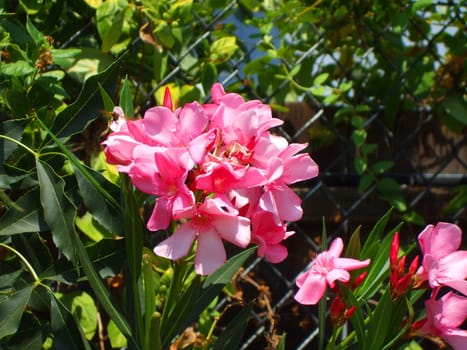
[{"x1": 0, "y1": 243, "x2": 40, "y2": 283}]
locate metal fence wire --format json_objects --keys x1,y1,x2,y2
[{"x1": 58, "y1": 1, "x2": 465, "y2": 349}]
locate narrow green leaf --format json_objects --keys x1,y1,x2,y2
[
  {"x1": 122, "y1": 177, "x2": 144, "y2": 345},
  {"x1": 184, "y1": 247, "x2": 256, "y2": 335},
  {"x1": 72, "y1": 228, "x2": 139, "y2": 349},
  {"x1": 119, "y1": 76, "x2": 134, "y2": 118},
  {"x1": 99, "y1": 82, "x2": 115, "y2": 112},
  {"x1": 212, "y1": 303, "x2": 253, "y2": 350},
  {"x1": 162, "y1": 275, "x2": 202, "y2": 347},
  {"x1": 340, "y1": 284, "x2": 366, "y2": 348},
  {"x1": 36, "y1": 159, "x2": 77, "y2": 264},
  {"x1": 363, "y1": 290, "x2": 393, "y2": 350},
  {"x1": 50, "y1": 293, "x2": 92, "y2": 350},
  {"x1": 73, "y1": 163, "x2": 122, "y2": 234},
  {"x1": 345, "y1": 226, "x2": 361, "y2": 259},
  {"x1": 49, "y1": 55, "x2": 122, "y2": 139},
  {"x1": 0, "y1": 187, "x2": 49, "y2": 235},
  {"x1": 0, "y1": 285, "x2": 34, "y2": 340},
  {"x1": 361, "y1": 208, "x2": 393, "y2": 258}
]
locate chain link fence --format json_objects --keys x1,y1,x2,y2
[{"x1": 55, "y1": 1, "x2": 466, "y2": 348}]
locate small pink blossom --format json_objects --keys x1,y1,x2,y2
[
  {"x1": 412, "y1": 292, "x2": 467, "y2": 350},
  {"x1": 294, "y1": 238, "x2": 370, "y2": 305},
  {"x1": 415, "y1": 222, "x2": 467, "y2": 296},
  {"x1": 154, "y1": 197, "x2": 250, "y2": 275}
]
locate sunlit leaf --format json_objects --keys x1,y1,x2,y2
[{"x1": 50, "y1": 293, "x2": 92, "y2": 350}]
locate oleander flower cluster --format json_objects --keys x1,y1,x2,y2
[
  {"x1": 293, "y1": 221, "x2": 467, "y2": 349},
  {"x1": 103, "y1": 83, "x2": 319, "y2": 274}
]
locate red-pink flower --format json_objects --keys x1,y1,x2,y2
[
  {"x1": 294, "y1": 237, "x2": 370, "y2": 305},
  {"x1": 411, "y1": 292, "x2": 467, "y2": 350},
  {"x1": 389, "y1": 232, "x2": 419, "y2": 299},
  {"x1": 415, "y1": 222, "x2": 467, "y2": 296},
  {"x1": 153, "y1": 197, "x2": 250, "y2": 275}
]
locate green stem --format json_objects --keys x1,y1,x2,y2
[
  {"x1": 160, "y1": 260, "x2": 186, "y2": 338},
  {"x1": 0, "y1": 243, "x2": 40, "y2": 284},
  {"x1": 149, "y1": 312, "x2": 162, "y2": 350},
  {"x1": 0, "y1": 134, "x2": 37, "y2": 157}
]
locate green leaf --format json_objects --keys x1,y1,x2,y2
[
  {"x1": 0, "y1": 61, "x2": 36, "y2": 76},
  {"x1": 72, "y1": 226, "x2": 139, "y2": 349},
  {"x1": 0, "y1": 285, "x2": 34, "y2": 340},
  {"x1": 2, "y1": 312, "x2": 44, "y2": 349},
  {"x1": 313, "y1": 73, "x2": 329, "y2": 86},
  {"x1": 184, "y1": 247, "x2": 256, "y2": 337},
  {"x1": 363, "y1": 290, "x2": 393, "y2": 350},
  {"x1": 210, "y1": 36, "x2": 238, "y2": 63},
  {"x1": 358, "y1": 174, "x2": 373, "y2": 193},
  {"x1": 351, "y1": 129, "x2": 367, "y2": 147},
  {"x1": 36, "y1": 159, "x2": 77, "y2": 264},
  {"x1": 56, "y1": 291, "x2": 98, "y2": 341},
  {"x1": 339, "y1": 284, "x2": 366, "y2": 348},
  {"x1": 50, "y1": 293, "x2": 92, "y2": 350},
  {"x1": 0, "y1": 187, "x2": 49, "y2": 235},
  {"x1": 96, "y1": 0, "x2": 128, "y2": 53},
  {"x1": 354, "y1": 156, "x2": 367, "y2": 175},
  {"x1": 441, "y1": 95, "x2": 467, "y2": 126},
  {"x1": 121, "y1": 177, "x2": 144, "y2": 345},
  {"x1": 345, "y1": 226, "x2": 361, "y2": 259},
  {"x1": 49, "y1": 54, "x2": 122, "y2": 139},
  {"x1": 119, "y1": 76, "x2": 134, "y2": 118},
  {"x1": 26, "y1": 17, "x2": 44, "y2": 45},
  {"x1": 411, "y1": 0, "x2": 433, "y2": 12},
  {"x1": 201, "y1": 62, "x2": 218, "y2": 93},
  {"x1": 99, "y1": 83, "x2": 115, "y2": 112},
  {"x1": 108, "y1": 319, "x2": 127, "y2": 348},
  {"x1": 371, "y1": 161, "x2": 395, "y2": 174},
  {"x1": 361, "y1": 208, "x2": 394, "y2": 258},
  {"x1": 212, "y1": 303, "x2": 253, "y2": 350},
  {"x1": 73, "y1": 163, "x2": 122, "y2": 234}
]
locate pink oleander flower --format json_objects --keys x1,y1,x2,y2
[
  {"x1": 411, "y1": 292, "x2": 467, "y2": 350},
  {"x1": 415, "y1": 222, "x2": 467, "y2": 296},
  {"x1": 154, "y1": 197, "x2": 250, "y2": 275},
  {"x1": 294, "y1": 237, "x2": 371, "y2": 305},
  {"x1": 103, "y1": 83, "x2": 320, "y2": 274}
]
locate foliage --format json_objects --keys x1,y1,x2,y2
[{"x1": 0, "y1": 0, "x2": 465, "y2": 349}]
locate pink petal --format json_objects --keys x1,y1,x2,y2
[
  {"x1": 326, "y1": 268, "x2": 350, "y2": 287},
  {"x1": 334, "y1": 257, "x2": 371, "y2": 271},
  {"x1": 212, "y1": 215, "x2": 251, "y2": 248},
  {"x1": 438, "y1": 251, "x2": 467, "y2": 282},
  {"x1": 295, "y1": 270, "x2": 309, "y2": 288},
  {"x1": 188, "y1": 129, "x2": 217, "y2": 164},
  {"x1": 418, "y1": 222, "x2": 462, "y2": 258},
  {"x1": 194, "y1": 229, "x2": 226, "y2": 275},
  {"x1": 178, "y1": 102, "x2": 208, "y2": 141},
  {"x1": 442, "y1": 328, "x2": 467, "y2": 350},
  {"x1": 294, "y1": 275, "x2": 327, "y2": 305},
  {"x1": 282, "y1": 153, "x2": 319, "y2": 184},
  {"x1": 210, "y1": 82, "x2": 225, "y2": 104},
  {"x1": 439, "y1": 292, "x2": 467, "y2": 328},
  {"x1": 146, "y1": 197, "x2": 172, "y2": 231},
  {"x1": 442, "y1": 280, "x2": 467, "y2": 297},
  {"x1": 328, "y1": 237, "x2": 344, "y2": 258},
  {"x1": 270, "y1": 186, "x2": 303, "y2": 222},
  {"x1": 153, "y1": 222, "x2": 196, "y2": 260},
  {"x1": 258, "y1": 243, "x2": 288, "y2": 263}
]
